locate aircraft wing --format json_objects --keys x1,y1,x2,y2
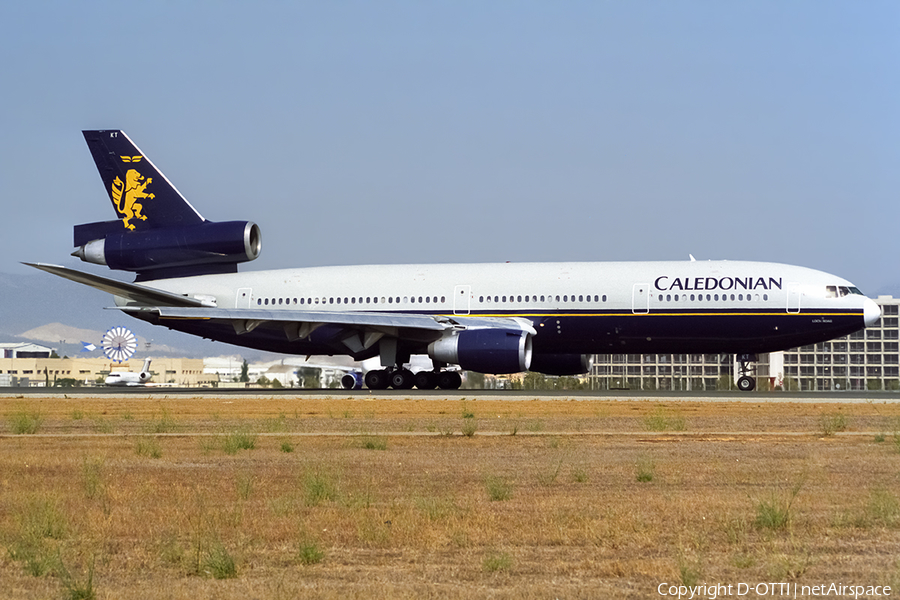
[
  {"x1": 122, "y1": 306, "x2": 536, "y2": 336},
  {"x1": 24, "y1": 263, "x2": 209, "y2": 308}
]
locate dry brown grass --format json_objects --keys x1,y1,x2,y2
[{"x1": 1, "y1": 395, "x2": 900, "y2": 598}]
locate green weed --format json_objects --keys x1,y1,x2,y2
[
  {"x1": 81, "y1": 457, "x2": 104, "y2": 500},
  {"x1": 358, "y1": 435, "x2": 388, "y2": 450},
  {"x1": 643, "y1": 407, "x2": 687, "y2": 432},
  {"x1": 754, "y1": 477, "x2": 805, "y2": 531},
  {"x1": 148, "y1": 409, "x2": 177, "y2": 434},
  {"x1": 297, "y1": 539, "x2": 325, "y2": 565},
  {"x1": 222, "y1": 429, "x2": 257, "y2": 454},
  {"x1": 820, "y1": 412, "x2": 849, "y2": 437},
  {"x1": 135, "y1": 437, "x2": 162, "y2": 458},
  {"x1": 203, "y1": 541, "x2": 237, "y2": 579},
  {"x1": 57, "y1": 555, "x2": 96, "y2": 600},
  {"x1": 482, "y1": 549, "x2": 513, "y2": 572},
  {"x1": 9, "y1": 410, "x2": 43, "y2": 434},
  {"x1": 485, "y1": 475, "x2": 513, "y2": 501},
  {"x1": 636, "y1": 454, "x2": 655, "y2": 482},
  {"x1": 302, "y1": 469, "x2": 338, "y2": 505}
]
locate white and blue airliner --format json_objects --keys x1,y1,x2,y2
[{"x1": 29, "y1": 130, "x2": 880, "y2": 391}]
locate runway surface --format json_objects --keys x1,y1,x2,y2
[{"x1": 3, "y1": 387, "x2": 900, "y2": 403}]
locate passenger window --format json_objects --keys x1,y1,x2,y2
[
  {"x1": 264, "y1": 298, "x2": 269, "y2": 305},
  {"x1": 578, "y1": 295, "x2": 583, "y2": 302},
  {"x1": 563, "y1": 295, "x2": 568, "y2": 302},
  {"x1": 714, "y1": 294, "x2": 719, "y2": 301},
  {"x1": 763, "y1": 294, "x2": 768, "y2": 301},
  {"x1": 689, "y1": 294, "x2": 694, "y2": 301},
  {"x1": 602, "y1": 295, "x2": 607, "y2": 302},
  {"x1": 517, "y1": 295, "x2": 522, "y2": 302},
  {"x1": 257, "y1": 299, "x2": 262, "y2": 305},
  {"x1": 440, "y1": 296, "x2": 445, "y2": 303}
]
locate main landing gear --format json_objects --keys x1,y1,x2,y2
[
  {"x1": 364, "y1": 368, "x2": 462, "y2": 390},
  {"x1": 736, "y1": 353, "x2": 757, "y2": 392}
]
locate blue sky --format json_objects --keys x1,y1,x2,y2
[{"x1": 2, "y1": 1, "x2": 899, "y2": 294}]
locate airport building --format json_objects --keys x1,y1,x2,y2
[
  {"x1": 0, "y1": 342, "x2": 56, "y2": 359},
  {"x1": 589, "y1": 295, "x2": 900, "y2": 392},
  {"x1": 0, "y1": 356, "x2": 214, "y2": 387}
]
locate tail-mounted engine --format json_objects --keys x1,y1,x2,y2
[{"x1": 73, "y1": 220, "x2": 261, "y2": 281}]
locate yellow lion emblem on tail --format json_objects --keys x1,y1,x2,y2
[{"x1": 111, "y1": 168, "x2": 155, "y2": 230}]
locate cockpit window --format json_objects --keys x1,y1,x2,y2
[{"x1": 828, "y1": 285, "x2": 862, "y2": 298}]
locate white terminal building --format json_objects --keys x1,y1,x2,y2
[{"x1": 589, "y1": 295, "x2": 900, "y2": 392}]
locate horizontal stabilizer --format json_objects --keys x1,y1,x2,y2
[{"x1": 23, "y1": 263, "x2": 207, "y2": 307}]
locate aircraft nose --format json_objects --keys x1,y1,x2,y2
[{"x1": 864, "y1": 297, "x2": 881, "y2": 327}]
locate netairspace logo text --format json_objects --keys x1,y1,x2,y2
[{"x1": 657, "y1": 582, "x2": 892, "y2": 599}]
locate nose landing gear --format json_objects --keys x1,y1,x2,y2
[{"x1": 736, "y1": 353, "x2": 757, "y2": 392}]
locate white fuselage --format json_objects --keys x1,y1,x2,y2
[{"x1": 121, "y1": 259, "x2": 879, "y2": 360}]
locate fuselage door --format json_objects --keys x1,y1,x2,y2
[
  {"x1": 453, "y1": 285, "x2": 471, "y2": 315},
  {"x1": 236, "y1": 288, "x2": 252, "y2": 309},
  {"x1": 787, "y1": 283, "x2": 801, "y2": 314},
  {"x1": 632, "y1": 283, "x2": 650, "y2": 314}
]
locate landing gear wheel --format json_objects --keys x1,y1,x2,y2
[
  {"x1": 364, "y1": 369, "x2": 389, "y2": 390},
  {"x1": 390, "y1": 369, "x2": 415, "y2": 390},
  {"x1": 414, "y1": 371, "x2": 438, "y2": 390},
  {"x1": 437, "y1": 371, "x2": 462, "y2": 390},
  {"x1": 737, "y1": 376, "x2": 756, "y2": 392}
]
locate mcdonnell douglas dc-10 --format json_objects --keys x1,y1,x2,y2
[{"x1": 28, "y1": 130, "x2": 880, "y2": 391}]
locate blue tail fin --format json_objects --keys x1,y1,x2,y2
[
  {"x1": 73, "y1": 130, "x2": 260, "y2": 281},
  {"x1": 77, "y1": 130, "x2": 205, "y2": 245}
]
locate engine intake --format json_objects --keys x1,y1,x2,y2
[
  {"x1": 73, "y1": 221, "x2": 260, "y2": 280},
  {"x1": 428, "y1": 329, "x2": 532, "y2": 374}
]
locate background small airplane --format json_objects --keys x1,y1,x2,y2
[{"x1": 105, "y1": 359, "x2": 152, "y2": 387}]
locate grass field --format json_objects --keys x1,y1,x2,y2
[{"x1": 2, "y1": 395, "x2": 900, "y2": 599}]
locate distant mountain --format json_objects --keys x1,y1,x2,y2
[{"x1": 0, "y1": 270, "x2": 267, "y2": 359}]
